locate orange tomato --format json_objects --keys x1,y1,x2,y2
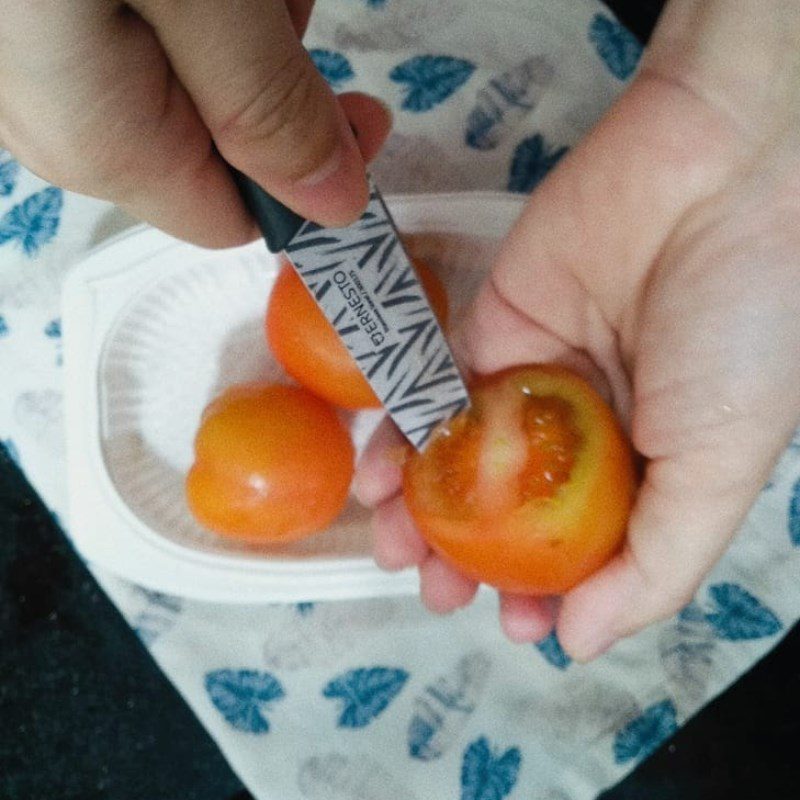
[
  {"x1": 403, "y1": 365, "x2": 635, "y2": 594},
  {"x1": 186, "y1": 383, "x2": 354, "y2": 542},
  {"x1": 266, "y1": 257, "x2": 449, "y2": 410}
]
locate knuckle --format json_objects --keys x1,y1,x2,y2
[{"x1": 215, "y1": 51, "x2": 337, "y2": 181}]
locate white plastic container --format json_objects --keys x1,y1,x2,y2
[{"x1": 63, "y1": 193, "x2": 525, "y2": 602}]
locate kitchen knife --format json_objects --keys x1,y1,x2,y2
[{"x1": 231, "y1": 168, "x2": 470, "y2": 450}]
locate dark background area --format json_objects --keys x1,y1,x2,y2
[{"x1": 2, "y1": 2, "x2": 798, "y2": 798}]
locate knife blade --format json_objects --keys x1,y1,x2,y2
[{"x1": 231, "y1": 169, "x2": 470, "y2": 450}]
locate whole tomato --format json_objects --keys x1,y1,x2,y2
[
  {"x1": 186, "y1": 383, "x2": 354, "y2": 542},
  {"x1": 403, "y1": 365, "x2": 636, "y2": 594},
  {"x1": 266, "y1": 257, "x2": 449, "y2": 410}
]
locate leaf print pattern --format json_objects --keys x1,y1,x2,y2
[
  {"x1": 465, "y1": 56, "x2": 554, "y2": 150},
  {"x1": 704, "y1": 583, "x2": 782, "y2": 641},
  {"x1": 659, "y1": 613, "x2": 716, "y2": 716},
  {"x1": 0, "y1": 158, "x2": 19, "y2": 197},
  {"x1": 588, "y1": 14, "x2": 642, "y2": 81},
  {"x1": 298, "y1": 752, "x2": 419, "y2": 800},
  {"x1": 390, "y1": 55, "x2": 475, "y2": 112},
  {"x1": 205, "y1": 669, "x2": 285, "y2": 733},
  {"x1": 0, "y1": 315, "x2": 8, "y2": 337},
  {"x1": 309, "y1": 49, "x2": 355, "y2": 87},
  {"x1": 44, "y1": 318, "x2": 61, "y2": 338},
  {"x1": 408, "y1": 650, "x2": 491, "y2": 760},
  {"x1": 460, "y1": 737, "x2": 521, "y2": 800},
  {"x1": 535, "y1": 631, "x2": 571, "y2": 670},
  {"x1": 323, "y1": 666, "x2": 409, "y2": 728},
  {"x1": 507, "y1": 134, "x2": 568, "y2": 193},
  {"x1": 0, "y1": 186, "x2": 63, "y2": 256},
  {"x1": 613, "y1": 699, "x2": 677, "y2": 764},
  {"x1": 789, "y1": 476, "x2": 800, "y2": 546}
]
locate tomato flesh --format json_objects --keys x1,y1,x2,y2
[{"x1": 403, "y1": 365, "x2": 635, "y2": 594}]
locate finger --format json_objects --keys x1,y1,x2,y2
[
  {"x1": 134, "y1": 0, "x2": 368, "y2": 227},
  {"x1": 499, "y1": 594, "x2": 557, "y2": 643},
  {"x1": 461, "y1": 279, "x2": 620, "y2": 410},
  {"x1": 0, "y1": 2, "x2": 255, "y2": 248},
  {"x1": 338, "y1": 92, "x2": 393, "y2": 165},
  {"x1": 557, "y1": 443, "x2": 775, "y2": 662},
  {"x1": 419, "y1": 555, "x2": 479, "y2": 614},
  {"x1": 353, "y1": 417, "x2": 407, "y2": 508},
  {"x1": 371, "y1": 494, "x2": 430, "y2": 571}
]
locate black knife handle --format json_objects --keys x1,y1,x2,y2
[{"x1": 229, "y1": 166, "x2": 306, "y2": 253}]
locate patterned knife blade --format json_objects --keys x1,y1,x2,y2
[{"x1": 231, "y1": 170, "x2": 470, "y2": 450}]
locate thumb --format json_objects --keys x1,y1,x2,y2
[
  {"x1": 134, "y1": 0, "x2": 367, "y2": 227},
  {"x1": 556, "y1": 433, "x2": 786, "y2": 662}
]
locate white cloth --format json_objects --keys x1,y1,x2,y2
[{"x1": 1, "y1": 1, "x2": 798, "y2": 798}]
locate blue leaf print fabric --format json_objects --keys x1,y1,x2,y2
[
  {"x1": 0, "y1": 159, "x2": 19, "y2": 197},
  {"x1": 613, "y1": 700, "x2": 677, "y2": 764},
  {"x1": 309, "y1": 49, "x2": 355, "y2": 88},
  {"x1": 0, "y1": 186, "x2": 63, "y2": 256},
  {"x1": 588, "y1": 14, "x2": 642, "y2": 81},
  {"x1": 0, "y1": 315, "x2": 8, "y2": 337},
  {"x1": 407, "y1": 650, "x2": 490, "y2": 761},
  {"x1": 44, "y1": 319, "x2": 61, "y2": 339},
  {"x1": 507, "y1": 134, "x2": 568, "y2": 193},
  {"x1": 789, "y1": 476, "x2": 800, "y2": 546},
  {"x1": 205, "y1": 669, "x2": 285, "y2": 734},
  {"x1": 704, "y1": 583, "x2": 782, "y2": 641},
  {"x1": 460, "y1": 737, "x2": 521, "y2": 800},
  {"x1": 295, "y1": 601, "x2": 315, "y2": 616},
  {"x1": 323, "y1": 666, "x2": 408, "y2": 728},
  {"x1": 465, "y1": 57, "x2": 554, "y2": 150},
  {"x1": 390, "y1": 55, "x2": 475, "y2": 112},
  {"x1": 535, "y1": 631, "x2": 571, "y2": 670}
]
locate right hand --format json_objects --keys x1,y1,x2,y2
[{"x1": 0, "y1": 0, "x2": 391, "y2": 246}]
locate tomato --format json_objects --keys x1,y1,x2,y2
[
  {"x1": 266, "y1": 257, "x2": 449, "y2": 410},
  {"x1": 403, "y1": 365, "x2": 635, "y2": 594},
  {"x1": 186, "y1": 383, "x2": 354, "y2": 542}
]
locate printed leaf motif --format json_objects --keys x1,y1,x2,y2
[
  {"x1": 704, "y1": 583, "x2": 782, "y2": 641},
  {"x1": 0, "y1": 186, "x2": 63, "y2": 256},
  {"x1": 390, "y1": 55, "x2": 475, "y2": 112},
  {"x1": 205, "y1": 669, "x2": 285, "y2": 734},
  {"x1": 44, "y1": 318, "x2": 61, "y2": 338},
  {"x1": 465, "y1": 56, "x2": 554, "y2": 150},
  {"x1": 408, "y1": 650, "x2": 491, "y2": 760},
  {"x1": 535, "y1": 631, "x2": 571, "y2": 670},
  {"x1": 507, "y1": 134, "x2": 568, "y2": 194},
  {"x1": 659, "y1": 614, "x2": 715, "y2": 716},
  {"x1": 461, "y1": 737, "x2": 521, "y2": 800},
  {"x1": 0, "y1": 159, "x2": 19, "y2": 196},
  {"x1": 789, "y1": 476, "x2": 800, "y2": 546},
  {"x1": 298, "y1": 752, "x2": 418, "y2": 800},
  {"x1": 613, "y1": 699, "x2": 677, "y2": 764},
  {"x1": 132, "y1": 588, "x2": 182, "y2": 647},
  {"x1": 0, "y1": 315, "x2": 8, "y2": 337},
  {"x1": 309, "y1": 49, "x2": 355, "y2": 87},
  {"x1": 323, "y1": 666, "x2": 408, "y2": 728},
  {"x1": 588, "y1": 14, "x2": 642, "y2": 81},
  {"x1": 295, "y1": 601, "x2": 315, "y2": 615}
]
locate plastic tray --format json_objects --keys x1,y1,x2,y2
[{"x1": 63, "y1": 192, "x2": 525, "y2": 602}]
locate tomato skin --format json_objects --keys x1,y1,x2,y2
[
  {"x1": 266, "y1": 258, "x2": 449, "y2": 410},
  {"x1": 186, "y1": 383, "x2": 354, "y2": 542},
  {"x1": 403, "y1": 365, "x2": 636, "y2": 594}
]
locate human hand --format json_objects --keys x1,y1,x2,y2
[
  {"x1": 0, "y1": 0, "x2": 390, "y2": 246},
  {"x1": 355, "y1": 0, "x2": 800, "y2": 660}
]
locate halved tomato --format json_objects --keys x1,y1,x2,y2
[
  {"x1": 266, "y1": 257, "x2": 449, "y2": 410},
  {"x1": 403, "y1": 365, "x2": 635, "y2": 594}
]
